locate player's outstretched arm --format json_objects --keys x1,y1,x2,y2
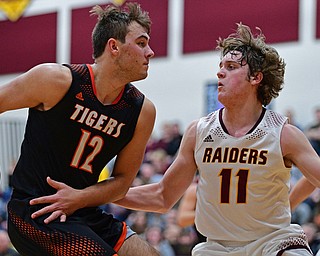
[{"x1": 115, "y1": 120, "x2": 199, "y2": 213}]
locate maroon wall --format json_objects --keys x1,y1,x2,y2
[
  {"x1": 0, "y1": 13, "x2": 57, "y2": 74},
  {"x1": 1, "y1": 0, "x2": 318, "y2": 75},
  {"x1": 183, "y1": 0, "x2": 299, "y2": 54}
]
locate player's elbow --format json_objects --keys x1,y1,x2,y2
[
  {"x1": 163, "y1": 200, "x2": 177, "y2": 213},
  {"x1": 157, "y1": 203, "x2": 173, "y2": 214},
  {"x1": 157, "y1": 184, "x2": 177, "y2": 213},
  {"x1": 115, "y1": 183, "x2": 132, "y2": 202}
]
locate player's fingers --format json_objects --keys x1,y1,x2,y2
[
  {"x1": 31, "y1": 204, "x2": 56, "y2": 219},
  {"x1": 29, "y1": 195, "x2": 55, "y2": 205},
  {"x1": 60, "y1": 214, "x2": 67, "y2": 222},
  {"x1": 46, "y1": 176, "x2": 65, "y2": 189},
  {"x1": 31, "y1": 209, "x2": 46, "y2": 219},
  {"x1": 44, "y1": 211, "x2": 65, "y2": 224}
]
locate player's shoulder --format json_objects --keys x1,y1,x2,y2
[
  {"x1": 31, "y1": 63, "x2": 68, "y2": 73},
  {"x1": 31, "y1": 64, "x2": 73, "y2": 110},
  {"x1": 265, "y1": 108, "x2": 287, "y2": 121},
  {"x1": 281, "y1": 123, "x2": 307, "y2": 153},
  {"x1": 136, "y1": 97, "x2": 156, "y2": 132},
  {"x1": 142, "y1": 96, "x2": 155, "y2": 109},
  {"x1": 36, "y1": 63, "x2": 71, "y2": 79},
  {"x1": 26, "y1": 63, "x2": 71, "y2": 88},
  {"x1": 281, "y1": 123, "x2": 305, "y2": 139},
  {"x1": 183, "y1": 119, "x2": 199, "y2": 141},
  {"x1": 141, "y1": 97, "x2": 156, "y2": 117}
]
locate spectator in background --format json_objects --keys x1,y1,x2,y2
[
  {"x1": 146, "y1": 121, "x2": 183, "y2": 159},
  {"x1": 145, "y1": 123, "x2": 172, "y2": 153},
  {"x1": 139, "y1": 162, "x2": 163, "y2": 184},
  {"x1": 146, "y1": 149, "x2": 171, "y2": 176},
  {"x1": 310, "y1": 205, "x2": 320, "y2": 234},
  {"x1": 0, "y1": 193, "x2": 8, "y2": 228},
  {"x1": 284, "y1": 108, "x2": 302, "y2": 130},
  {"x1": 163, "y1": 209, "x2": 196, "y2": 256},
  {"x1": 305, "y1": 106, "x2": 320, "y2": 155},
  {"x1": 126, "y1": 211, "x2": 149, "y2": 235},
  {"x1": 143, "y1": 225, "x2": 175, "y2": 256},
  {"x1": 165, "y1": 122, "x2": 183, "y2": 157},
  {"x1": 291, "y1": 192, "x2": 317, "y2": 225},
  {"x1": 0, "y1": 230, "x2": 20, "y2": 256},
  {"x1": 302, "y1": 222, "x2": 320, "y2": 254},
  {"x1": 177, "y1": 177, "x2": 206, "y2": 251}
]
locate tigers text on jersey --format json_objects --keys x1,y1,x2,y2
[{"x1": 194, "y1": 108, "x2": 291, "y2": 242}]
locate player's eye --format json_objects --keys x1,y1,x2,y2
[
  {"x1": 138, "y1": 41, "x2": 146, "y2": 47},
  {"x1": 227, "y1": 64, "x2": 235, "y2": 70}
]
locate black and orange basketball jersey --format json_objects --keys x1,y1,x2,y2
[{"x1": 11, "y1": 64, "x2": 144, "y2": 198}]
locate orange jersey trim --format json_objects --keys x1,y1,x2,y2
[
  {"x1": 112, "y1": 87, "x2": 125, "y2": 104},
  {"x1": 86, "y1": 64, "x2": 97, "y2": 96},
  {"x1": 86, "y1": 64, "x2": 124, "y2": 105},
  {"x1": 114, "y1": 222, "x2": 127, "y2": 252}
]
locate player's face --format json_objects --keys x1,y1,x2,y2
[
  {"x1": 216, "y1": 51, "x2": 253, "y2": 107},
  {"x1": 116, "y1": 21, "x2": 154, "y2": 82}
]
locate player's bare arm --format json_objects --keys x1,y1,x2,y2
[
  {"x1": 281, "y1": 123, "x2": 320, "y2": 212},
  {"x1": 281, "y1": 123, "x2": 320, "y2": 186},
  {"x1": 0, "y1": 63, "x2": 71, "y2": 113},
  {"x1": 30, "y1": 97, "x2": 156, "y2": 223},
  {"x1": 115, "y1": 120, "x2": 198, "y2": 213},
  {"x1": 289, "y1": 176, "x2": 316, "y2": 211}
]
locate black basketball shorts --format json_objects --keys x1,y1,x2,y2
[{"x1": 7, "y1": 198, "x2": 128, "y2": 256}]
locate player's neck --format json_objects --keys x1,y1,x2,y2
[
  {"x1": 221, "y1": 104, "x2": 263, "y2": 137},
  {"x1": 90, "y1": 63, "x2": 128, "y2": 105}
]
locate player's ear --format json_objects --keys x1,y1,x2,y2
[
  {"x1": 106, "y1": 38, "x2": 119, "y2": 54},
  {"x1": 250, "y1": 72, "x2": 263, "y2": 85}
]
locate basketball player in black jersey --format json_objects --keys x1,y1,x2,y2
[{"x1": 0, "y1": 3, "x2": 160, "y2": 256}]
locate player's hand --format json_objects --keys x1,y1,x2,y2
[{"x1": 30, "y1": 177, "x2": 82, "y2": 224}]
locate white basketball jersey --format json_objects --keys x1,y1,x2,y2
[{"x1": 194, "y1": 108, "x2": 291, "y2": 241}]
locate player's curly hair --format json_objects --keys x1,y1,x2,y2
[
  {"x1": 216, "y1": 23, "x2": 286, "y2": 106},
  {"x1": 90, "y1": 2, "x2": 151, "y2": 59}
]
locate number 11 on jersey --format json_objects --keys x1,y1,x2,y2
[{"x1": 219, "y1": 168, "x2": 249, "y2": 204}]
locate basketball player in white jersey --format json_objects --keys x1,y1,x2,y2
[{"x1": 115, "y1": 23, "x2": 320, "y2": 255}]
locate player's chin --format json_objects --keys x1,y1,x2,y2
[
  {"x1": 139, "y1": 71, "x2": 149, "y2": 79},
  {"x1": 143, "y1": 64, "x2": 150, "y2": 73},
  {"x1": 132, "y1": 73, "x2": 148, "y2": 82}
]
